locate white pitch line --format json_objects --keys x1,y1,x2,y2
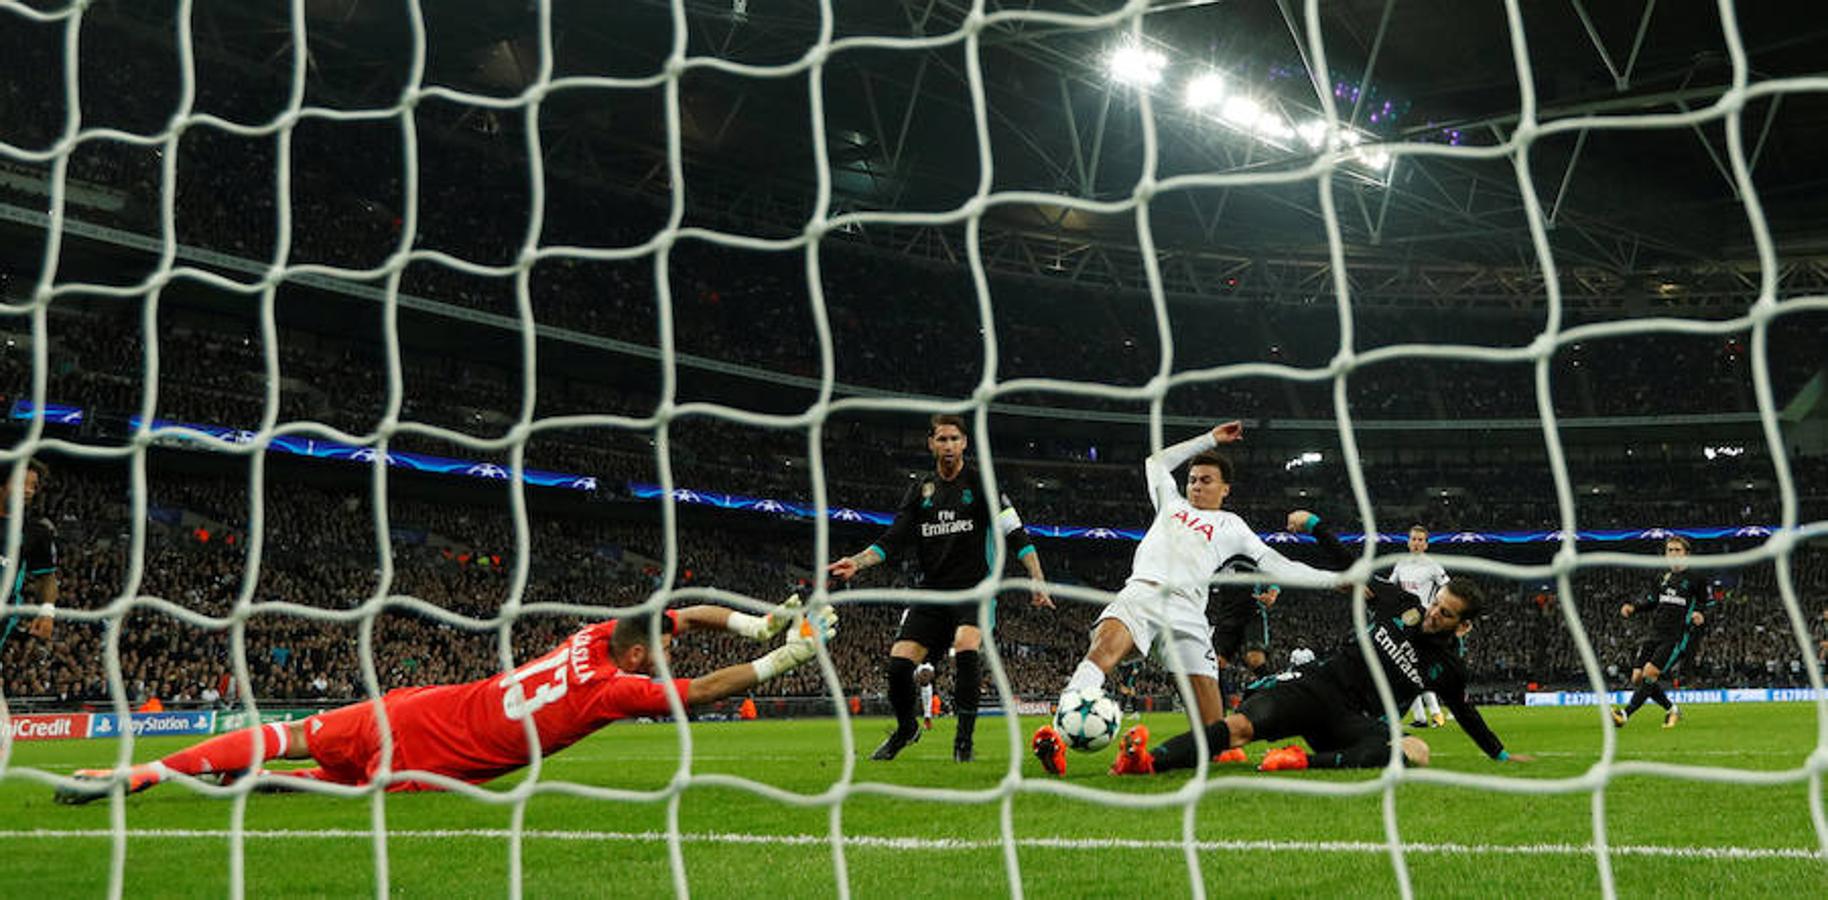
[{"x1": 3, "y1": 829, "x2": 1821, "y2": 861}]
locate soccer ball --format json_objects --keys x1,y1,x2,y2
[{"x1": 1054, "y1": 687, "x2": 1122, "y2": 752}]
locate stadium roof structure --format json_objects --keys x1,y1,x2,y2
[{"x1": 88, "y1": 0, "x2": 1828, "y2": 311}]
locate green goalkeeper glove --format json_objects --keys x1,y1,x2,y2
[
  {"x1": 752, "y1": 604, "x2": 838, "y2": 683},
  {"x1": 728, "y1": 594, "x2": 803, "y2": 641}
]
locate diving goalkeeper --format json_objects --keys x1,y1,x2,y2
[{"x1": 56, "y1": 599, "x2": 835, "y2": 802}]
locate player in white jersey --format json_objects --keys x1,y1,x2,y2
[
  {"x1": 1031, "y1": 422, "x2": 1341, "y2": 775},
  {"x1": 915, "y1": 661, "x2": 937, "y2": 730},
  {"x1": 1391, "y1": 524, "x2": 1451, "y2": 727}
]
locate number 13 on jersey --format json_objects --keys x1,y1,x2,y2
[{"x1": 500, "y1": 652, "x2": 570, "y2": 720}]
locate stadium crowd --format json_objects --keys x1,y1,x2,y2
[{"x1": 3, "y1": 461, "x2": 1825, "y2": 711}]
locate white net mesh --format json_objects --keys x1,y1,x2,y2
[{"x1": 1, "y1": 0, "x2": 1826, "y2": 897}]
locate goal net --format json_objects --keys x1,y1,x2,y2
[{"x1": 1, "y1": 0, "x2": 1825, "y2": 897}]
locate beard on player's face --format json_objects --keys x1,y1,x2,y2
[
  {"x1": 616, "y1": 636, "x2": 673, "y2": 674},
  {"x1": 928, "y1": 427, "x2": 966, "y2": 470},
  {"x1": 1422, "y1": 596, "x2": 1467, "y2": 634}
]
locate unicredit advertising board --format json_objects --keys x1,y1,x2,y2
[{"x1": 6, "y1": 713, "x2": 93, "y2": 741}]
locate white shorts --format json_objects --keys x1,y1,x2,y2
[{"x1": 1095, "y1": 581, "x2": 1219, "y2": 680}]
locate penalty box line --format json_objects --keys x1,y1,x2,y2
[{"x1": 3, "y1": 829, "x2": 1822, "y2": 861}]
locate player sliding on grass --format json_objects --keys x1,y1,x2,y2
[
  {"x1": 56, "y1": 599, "x2": 835, "y2": 803},
  {"x1": 1107, "y1": 511, "x2": 1531, "y2": 774},
  {"x1": 1031, "y1": 422, "x2": 1342, "y2": 776}
]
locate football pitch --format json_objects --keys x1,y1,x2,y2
[{"x1": 5, "y1": 704, "x2": 1826, "y2": 898}]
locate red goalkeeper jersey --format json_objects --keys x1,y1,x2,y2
[{"x1": 366, "y1": 615, "x2": 689, "y2": 786}]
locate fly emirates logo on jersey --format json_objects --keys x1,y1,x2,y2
[
  {"x1": 1371, "y1": 622, "x2": 1427, "y2": 691},
  {"x1": 920, "y1": 509, "x2": 976, "y2": 538}
]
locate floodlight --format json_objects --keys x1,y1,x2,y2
[
  {"x1": 1297, "y1": 119, "x2": 1329, "y2": 149},
  {"x1": 1107, "y1": 43, "x2": 1167, "y2": 87},
  {"x1": 1183, "y1": 71, "x2": 1226, "y2": 110},
  {"x1": 1220, "y1": 96, "x2": 1262, "y2": 127}
]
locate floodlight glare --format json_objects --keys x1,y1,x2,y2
[
  {"x1": 1183, "y1": 72, "x2": 1226, "y2": 110},
  {"x1": 1297, "y1": 119, "x2": 1329, "y2": 149},
  {"x1": 1358, "y1": 147, "x2": 1392, "y2": 171},
  {"x1": 1257, "y1": 114, "x2": 1294, "y2": 140},
  {"x1": 1219, "y1": 96, "x2": 1262, "y2": 127},
  {"x1": 1107, "y1": 43, "x2": 1167, "y2": 87}
]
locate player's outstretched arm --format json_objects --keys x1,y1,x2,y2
[
  {"x1": 1287, "y1": 510, "x2": 1353, "y2": 571},
  {"x1": 1440, "y1": 691, "x2": 1529, "y2": 762},
  {"x1": 1143, "y1": 422, "x2": 1241, "y2": 509},
  {"x1": 717, "y1": 594, "x2": 808, "y2": 641},
  {"x1": 830, "y1": 479, "x2": 922, "y2": 580},
  {"x1": 684, "y1": 606, "x2": 839, "y2": 705}
]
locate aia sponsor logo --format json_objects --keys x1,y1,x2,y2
[{"x1": 1171, "y1": 508, "x2": 1215, "y2": 541}]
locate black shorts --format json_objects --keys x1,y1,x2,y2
[
  {"x1": 1236, "y1": 671, "x2": 1386, "y2": 755},
  {"x1": 895, "y1": 604, "x2": 984, "y2": 654},
  {"x1": 1633, "y1": 633, "x2": 1695, "y2": 673},
  {"x1": 1211, "y1": 605, "x2": 1270, "y2": 664}
]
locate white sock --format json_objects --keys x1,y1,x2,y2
[
  {"x1": 1408, "y1": 698, "x2": 1426, "y2": 722},
  {"x1": 1065, "y1": 660, "x2": 1106, "y2": 695},
  {"x1": 1424, "y1": 692, "x2": 1442, "y2": 717}
]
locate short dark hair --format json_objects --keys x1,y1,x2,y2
[
  {"x1": 1443, "y1": 577, "x2": 1485, "y2": 620},
  {"x1": 929, "y1": 414, "x2": 966, "y2": 436},
  {"x1": 1188, "y1": 451, "x2": 1234, "y2": 484},
  {"x1": 1665, "y1": 534, "x2": 1692, "y2": 552},
  {"x1": 611, "y1": 612, "x2": 664, "y2": 653}
]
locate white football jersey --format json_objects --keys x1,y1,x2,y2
[
  {"x1": 1390, "y1": 554, "x2": 1449, "y2": 606},
  {"x1": 1127, "y1": 431, "x2": 1333, "y2": 603}
]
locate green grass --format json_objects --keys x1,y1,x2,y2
[{"x1": 5, "y1": 704, "x2": 1827, "y2": 897}]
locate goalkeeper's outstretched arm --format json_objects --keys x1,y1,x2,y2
[
  {"x1": 674, "y1": 595, "x2": 805, "y2": 640},
  {"x1": 682, "y1": 604, "x2": 839, "y2": 705}
]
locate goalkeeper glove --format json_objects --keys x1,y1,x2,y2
[
  {"x1": 727, "y1": 594, "x2": 803, "y2": 641},
  {"x1": 752, "y1": 604, "x2": 838, "y2": 683}
]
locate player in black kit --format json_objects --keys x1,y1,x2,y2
[
  {"x1": 1210, "y1": 572, "x2": 1278, "y2": 710},
  {"x1": 0, "y1": 460, "x2": 59, "y2": 655},
  {"x1": 828, "y1": 415, "x2": 1052, "y2": 762},
  {"x1": 1115, "y1": 510, "x2": 1531, "y2": 774},
  {"x1": 1612, "y1": 535, "x2": 1713, "y2": 730}
]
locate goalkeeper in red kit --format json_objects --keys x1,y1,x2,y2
[{"x1": 56, "y1": 599, "x2": 835, "y2": 802}]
